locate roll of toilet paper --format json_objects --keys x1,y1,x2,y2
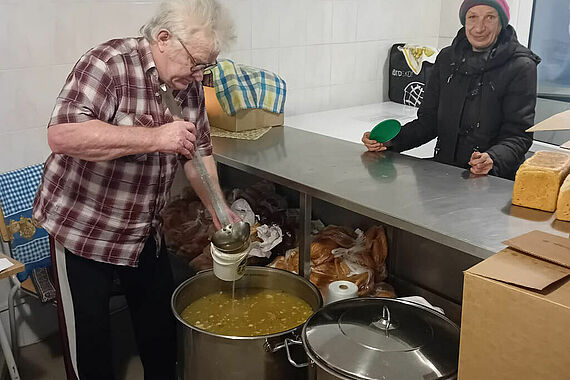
[{"x1": 326, "y1": 281, "x2": 358, "y2": 304}]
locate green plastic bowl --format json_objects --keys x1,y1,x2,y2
[{"x1": 369, "y1": 119, "x2": 401, "y2": 143}]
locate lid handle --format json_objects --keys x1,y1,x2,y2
[
  {"x1": 382, "y1": 306, "x2": 391, "y2": 334},
  {"x1": 371, "y1": 305, "x2": 399, "y2": 335}
]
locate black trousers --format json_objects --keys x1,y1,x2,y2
[{"x1": 56, "y1": 238, "x2": 177, "y2": 380}]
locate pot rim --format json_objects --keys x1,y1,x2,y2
[{"x1": 171, "y1": 266, "x2": 323, "y2": 340}]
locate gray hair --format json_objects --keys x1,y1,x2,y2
[{"x1": 141, "y1": 0, "x2": 235, "y2": 52}]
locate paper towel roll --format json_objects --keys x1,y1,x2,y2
[{"x1": 326, "y1": 281, "x2": 358, "y2": 304}]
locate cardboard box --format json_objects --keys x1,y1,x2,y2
[
  {"x1": 204, "y1": 86, "x2": 284, "y2": 132},
  {"x1": 527, "y1": 110, "x2": 570, "y2": 149},
  {"x1": 458, "y1": 230, "x2": 570, "y2": 380}
]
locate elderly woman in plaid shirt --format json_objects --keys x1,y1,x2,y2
[{"x1": 32, "y1": 1, "x2": 237, "y2": 379}]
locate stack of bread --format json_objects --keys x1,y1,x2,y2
[
  {"x1": 512, "y1": 150, "x2": 570, "y2": 220},
  {"x1": 557, "y1": 177, "x2": 570, "y2": 221},
  {"x1": 270, "y1": 225, "x2": 394, "y2": 298}
]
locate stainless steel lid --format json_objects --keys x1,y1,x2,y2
[{"x1": 302, "y1": 297, "x2": 459, "y2": 380}]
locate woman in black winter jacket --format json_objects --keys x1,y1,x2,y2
[{"x1": 363, "y1": 0, "x2": 541, "y2": 180}]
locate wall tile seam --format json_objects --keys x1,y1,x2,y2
[
  {"x1": 242, "y1": 36, "x2": 437, "y2": 53},
  {"x1": 331, "y1": 0, "x2": 358, "y2": 41},
  {"x1": 0, "y1": 126, "x2": 49, "y2": 135},
  {"x1": 0, "y1": 45, "x2": 438, "y2": 70},
  {"x1": 51, "y1": 1, "x2": 160, "y2": 4},
  {"x1": 0, "y1": 63, "x2": 75, "y2": 72},
  {"x1": 288, "y1": 78, "x2": 384, "y2": 89}
]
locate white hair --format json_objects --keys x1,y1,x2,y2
[{"x1": 141, "y1": 0, "x2": 236, "y2": 52}]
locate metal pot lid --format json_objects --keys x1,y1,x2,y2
[{"x1": 302, "y1": 297, "x2": 459, "y2": 380}]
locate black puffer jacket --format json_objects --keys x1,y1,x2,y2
[{"x1": 391, "y1": 26, "x2": 541, "y2": 180}]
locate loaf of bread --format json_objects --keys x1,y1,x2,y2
[
  {"x1": 556, "y1": 176, "x2": 570, "y2": 220},
  {"x1": 512, "y1": 151, "x2": 570, "y2": 212}
]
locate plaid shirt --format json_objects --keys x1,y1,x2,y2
[{"x1": 33, "y1": 37, "x2": 212, "y2": 266}]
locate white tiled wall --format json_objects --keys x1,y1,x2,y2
[
  {"x1": 224, "y1": 0, "x2": 442, "y2": 118},
  {"x1": 0, "y1": 0, "x2": 160, "y2": 173},
  {"x1": 1, "y1": 0, "x2": 442, "y2": 173}
]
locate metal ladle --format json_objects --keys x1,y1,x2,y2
[
  {"x1": 159, "y1": 84, "x2": 250, "y2": 252},
  {"x1": 211, "y1": 220, "x2": 251, "y2": 254}
]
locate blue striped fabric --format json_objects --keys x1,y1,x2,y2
[
  {"x1": 212, "y1": 59, "x2": 287, "y2": 116},
  {"x1": 0, "y1": 164, "x2": 50, "y2": 281}
]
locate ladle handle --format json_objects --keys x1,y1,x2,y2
[
  {"x1": 192, "y1": 150, "x2": 231, "y2": 227},
  {"x1": 159, "y1": 84, "x2": 231, "y2": 227}
]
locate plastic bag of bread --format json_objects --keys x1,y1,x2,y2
[
  {"x1": 271, "y1": 241, "x2": 336, "y2": 273},
  {"x1": 271, "y1": 248, "x2": 299, "y2": 274},
  {"x1": 313, "y1": 225, "x2": 357, "y2": 248},
  {"x1": 332, "y1": 231, "x2": 375, "y2": 270},
  {"x1": 365, "y1": 225, "x2": 388, "y2": 275},
  {"x1": 162, "y1": 195, "x2": 216, "y2": 261},
  {"x1": 269, "y1": 224, "x2": 389, "y2": 297},
  {"x1": 371, "y1": 281, "x2": 396, "y2": 298},
  {"x1": 310, "y1": 241, "x2": 336, "y2": 266},
  {"x1": 331, "y1": 229, "x2": 381, "y2": 295}
]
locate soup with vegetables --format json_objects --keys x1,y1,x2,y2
[{"x1": 181, "y1": 288, "x2": 313, "y2": 336}]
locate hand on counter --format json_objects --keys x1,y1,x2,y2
[
  {"x1": 362, "y1": 132, "x2": 388, "y2": 152},
  {"x1": 469, "y1": 151, "x2": 493, "y2": 175}
]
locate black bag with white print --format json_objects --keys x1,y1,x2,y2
[{"x1": 388, "y1": 43, "x2": 434, "y2": 108}]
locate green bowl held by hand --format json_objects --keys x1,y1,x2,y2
[{"x1": 369, "y1": 119, "x2": 401, "y2": 143}]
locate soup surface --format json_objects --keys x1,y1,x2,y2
[{"x1": 181, "y1": 288, "x2": 313, "y2": 336}]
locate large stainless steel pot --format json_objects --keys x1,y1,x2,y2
[
  {"x1": 171, "y1": 267, "x2": 323, "y2": 380},
  {"x1": 291, "y1": 297, "x2": 460, "y2": 380}
]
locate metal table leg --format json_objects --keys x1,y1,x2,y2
[
  {"x1": 0, "y1": 318, "x2": 20, "y2": 380},
  {"x1": 299, "y1": 193, "x2": 312, "y2": 279},
  {"x1": 8, "y1": 281, "x2": 18, "y2": 357}
]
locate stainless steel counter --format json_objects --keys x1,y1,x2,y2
[{"x1": 212, "y1": 127, "x2": 570, "y2": 261}]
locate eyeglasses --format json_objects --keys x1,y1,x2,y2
[{"x1": 175, "y1": 37, "x2": 218, "y2": 73}]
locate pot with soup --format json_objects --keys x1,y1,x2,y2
[{"x1": 171, "y1": 266, "x2": 322, "y2": 380}]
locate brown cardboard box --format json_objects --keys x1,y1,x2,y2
[
  {"x1": 204, "y1": 86, "x2": 284, "y2": 132},
  {"x1": 527, "y1": 110, "x2": 570, "y2": 149},
  {"x1": 458, "y1": 230, "x2": 570, "y2": 380}
]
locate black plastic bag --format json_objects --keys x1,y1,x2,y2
[{"x1": 388, "y1": 43, "x2": 434, "y2": 107}]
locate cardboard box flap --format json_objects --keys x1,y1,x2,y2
[
  {"x1": 526, "y1": 110, "x2": 570, "y2": 132},
  {"x1": 468, "y1": 248, "x2": 570, "y2": 290},
  {"x1": 503, "y1": 230, "x2": 570, "y2": 269}
]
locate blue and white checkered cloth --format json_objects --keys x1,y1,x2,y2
[{"x1": 0, "y1": 164, "x2": 50, "y2": 281}]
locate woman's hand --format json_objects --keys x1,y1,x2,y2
[
  {"x1": 362, "y1": 132, "x2": 388, "y2": 152},
  {"x1": 469, "y1": 151, "x2": 493, "y2": 175}
]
